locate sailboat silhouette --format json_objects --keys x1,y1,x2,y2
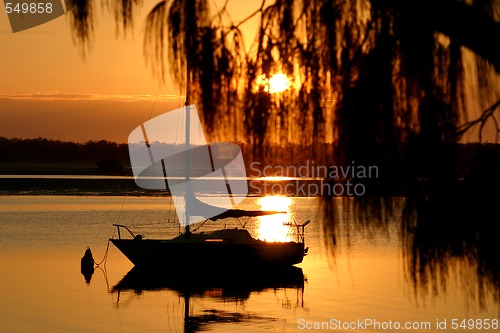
[{"x1": 110, "y1": 104, "x2": 309, "y2": 268}]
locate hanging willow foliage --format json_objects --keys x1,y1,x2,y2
[
  {"x1": 68, "y1": 0, "x2": 500, "y2": 307},
  {"x1": 69, "y1": 0, "x2": 500, "y2": 168}
]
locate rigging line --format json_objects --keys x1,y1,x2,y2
[
  {"x1": 176, "y1": 105, "x2": 181, "y2": 145},
  {"x1": 191, "y1": 219, "x2": 209, "y2": 233},
  {"x1": 114, "y1": 196, "x2": 127, "y2": 224},
  {"x1": 169, "y1": 195, "x2": 174, "y2": 223},
  {"x1": 212, "y1": 0, "x2": 224, "y2": 30},
  {"x1": 148, "y1": 79, "x2": 163, "y2": 121}
]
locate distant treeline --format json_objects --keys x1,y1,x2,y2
[
  {"x1": 1, "y1": 136, "x2": 500, "y2": 180},
  {"x1": 0, "y1": 136, "x2": 331, "y2": 165},
  {"x1": 0, "y1": 137, "x2": 129, "y2": 162}
]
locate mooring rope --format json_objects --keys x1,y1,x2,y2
[
  {"x1": 94, "y1": 228, "x2": 115, "y2": 267},
  {"x1": 94, "y1": 239, "x2": 110, "y2": 267}
]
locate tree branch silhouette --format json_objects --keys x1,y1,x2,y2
[
  {"x1": 453, "y1": 99, "x2": 500, "y2": 142},
  {"x1": 68, "y1": 0, "x2": 500, "y2": 162}
]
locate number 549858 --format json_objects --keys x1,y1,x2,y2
[
  {"x1": 5, "y1": 2, "x2": 54, "y2": 14},
  {"x1": 451, "y1": 318, "x2": 499, "y2": 330}
]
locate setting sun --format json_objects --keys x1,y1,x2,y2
[
  {"x1": 254, "y1": 73, "x2": 292, "y2": 94},
  {"x1": 269, "y1": 73, "x2": 291, "y2": 93}
]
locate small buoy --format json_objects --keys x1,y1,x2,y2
[{"x1": 81, "y1": 246, "x2": 95, "y2": 284}]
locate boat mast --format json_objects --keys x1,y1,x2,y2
[
  {"x1": 184, "y1": 0, "x2": 192, "y2": 234},
  {"x1": 183, "y1": 2, "x2": 194, "y2": 330},
  {"x1": 184, "y1": 100, "x2": 190, "y2": 234}
]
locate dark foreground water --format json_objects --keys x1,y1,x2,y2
[{"x1": 0, "y1": 195, "x2": 498, "y2": 333}]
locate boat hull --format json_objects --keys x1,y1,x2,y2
[{"x1": 110, "y1": 238, "x2": 305, "y2": 268}]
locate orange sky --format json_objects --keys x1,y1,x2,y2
[
  {"x1": 0, "y1": 1, "x2": 262, "y2": 143},
  {"x1": 1, "y1": 1, "x2": 498, "y2": 143}
]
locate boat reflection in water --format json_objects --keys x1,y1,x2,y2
[{"x1": 111, "y1": 265, "x2": 305, "y2": 333}]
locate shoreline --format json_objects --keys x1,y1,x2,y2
[{"x1": 3, "y1": 162, "x2": 499, "y2": 198}]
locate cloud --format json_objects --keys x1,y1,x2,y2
[
  {"x1": 0, "y1": 91, "x2": 189, "y2": 142},
  {"x1": 0, "y1": 91, "x2": 184, "y2": 103}
]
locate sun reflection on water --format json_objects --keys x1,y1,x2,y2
[{"x1": 257, "y1": 196, "x2": 293, "y2": 242}]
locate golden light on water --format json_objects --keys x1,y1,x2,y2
[
  {"x1": 257, "y1": 196, "x2": 292, "y2": 242},
  {"x1": 255, "y1": 176, "x2": 294, "y2": 181}
]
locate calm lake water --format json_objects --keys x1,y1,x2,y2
[{"x1": 0, "y1": 195, "x2": 498, "y2": 333}]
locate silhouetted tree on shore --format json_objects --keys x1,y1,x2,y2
[{"x1": 69, "y1": 0, "x2": 499, "y2": 170}]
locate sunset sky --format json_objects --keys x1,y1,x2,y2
[
  {"x1": 1, "y1": 1, "x2": 497, "y2": 143},
  {"x1": 0, "y1": 1, "x2": 260, "y2": 143}
]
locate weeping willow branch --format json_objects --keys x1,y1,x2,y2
[
  {"x1": 143, "y1": 1, "x2": 169, "y2": 79},
  {"x1": 105, "y1": 0, "x2": 143, "y2": 36},
  {"x1": 453, "y1": 99, "x2": 500, "y2": 142},
  {"x1": 69, "y1": 0, "x2": 500, "y2": 157},
  {"x1": 69, "y1": 0, "x2": 95, "y2": 53}
]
